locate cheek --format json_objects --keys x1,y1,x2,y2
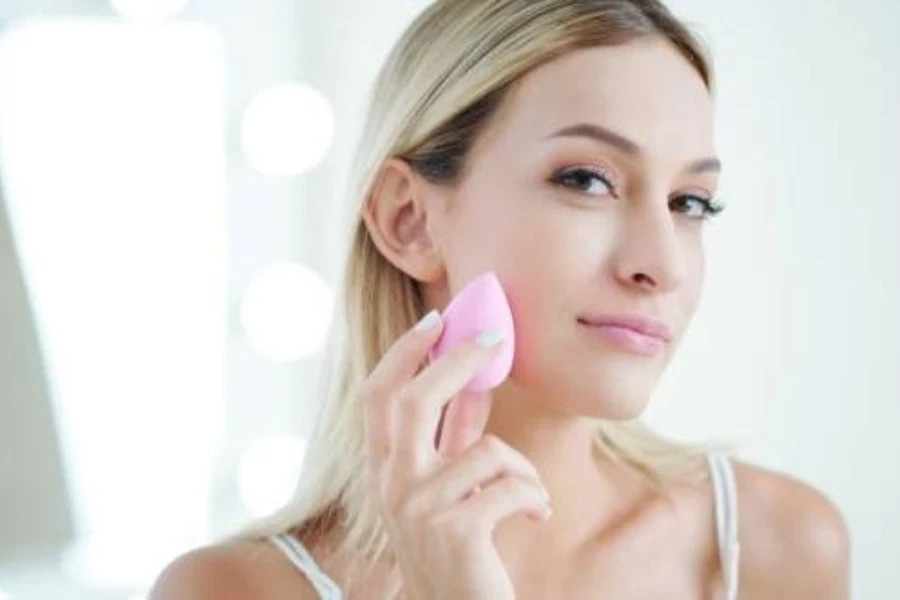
[
  {"x1": 494, "y1": 214, "x2": 595, "y2": 302},
  {"x1": 446, "y1": 193, "x2": 557, "y2": 277},
  {"x1": 676, "y1": 235, "x2": 707, "y2": 322},
  {"x1": 441, "y1": 211, "x2": 570, "y2": 366},
  {"x1": 497, "y1": 219, "x2": 607, "y2": 368}
]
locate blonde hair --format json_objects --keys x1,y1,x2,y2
[{"x1": 229, "y1": 0, "x2": 734, "y2": 596}]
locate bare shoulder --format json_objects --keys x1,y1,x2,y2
[
  {"x1": 148, "y1": 537, "x2": 319, "y2": 600},
  {"x1": 731, "y1": 459, "x2": 851, "y2": 599}
]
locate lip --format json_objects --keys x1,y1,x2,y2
[
  {"x1": 577, "y1": 314, "x2": 672, "y2": 342},
  {"x1": 577, "y1": 314, "x2": 672, "y2": 356}
]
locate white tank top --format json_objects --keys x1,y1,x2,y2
[{"x1": 269, "y1": 450, "x2": 740, "y2": 600}]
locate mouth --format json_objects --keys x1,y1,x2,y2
[{"x1": 576, "y1": 314, "x2": 671, "y2": 356}]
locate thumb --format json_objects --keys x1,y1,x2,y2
[{"x1": 437, "y1": 390, "x2": 493, "y2": 459}]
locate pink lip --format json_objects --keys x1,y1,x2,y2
[
  {"x1": 577, "y1": 314, "x2": 672, "y2": 356},
  {"x1": 577, "y1": 314, "x2": 672, "y2": 342}
]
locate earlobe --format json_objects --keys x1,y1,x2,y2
[{"x1": 362, "y1": 158, "x2": 444, "y2": 283}]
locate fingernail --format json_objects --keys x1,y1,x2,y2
[
  {"x1": 475, "y1": 329, "x2": 504, "y2": 347},
  {"x1": 414, "y1": 309, "x2": 441, "y2": 332}
]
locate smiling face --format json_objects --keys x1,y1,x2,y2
[{"x1": 425, "y1": 36, "x2": 722, "y2": 419}]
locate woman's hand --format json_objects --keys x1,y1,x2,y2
[{"x1": 362, "y1": 310, "x2": 551, "y2": 600}]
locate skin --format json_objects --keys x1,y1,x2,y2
[{"x1": 150, "y1": 36, "x2": 851, "y2": 599}]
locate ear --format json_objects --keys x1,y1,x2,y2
[{"x1": 362, "y1": 157, "x2": 446, "y2": 283}]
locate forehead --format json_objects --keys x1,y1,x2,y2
[{"x1": 483, "y1": 37, "x2": 715, "y2": 164}]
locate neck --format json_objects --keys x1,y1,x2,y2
[{"x1": 484, "y1": 380, "x2": 656, "y2": 564}]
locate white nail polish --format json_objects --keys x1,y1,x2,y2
[{"x1": 414, "y1": 309, "x2": 441, "y2": 332}]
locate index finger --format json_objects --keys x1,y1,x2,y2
[
  {"x1": 367, "y1": 309, "x2": 444, "y2": 395},
  {"x1": 363, "y1": 309, "x2": 444, "y2": 465}
]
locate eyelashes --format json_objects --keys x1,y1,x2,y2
[
  {"x1": 670, "y1": 193, "x2": 726, "y2": 220},
  {"x1": 549, "y1": 166, "x2": 726, "y2": 221}
]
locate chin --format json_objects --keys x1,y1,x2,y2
[
  {"x1": 577, "y1": 386, "x2": 653, "y2": 420},
  {"x1": 511, "y1": 371, "x2": 656, "y2": 421},
  {"x1": 508, "y1": 334, "x2": 668, "y2": 419},
  {"x1": 552, "y1": 361, "x2": 661, "y2": 420}
]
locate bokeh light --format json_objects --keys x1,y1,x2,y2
[
  {"x1": 240, "y1": 81, "x2": 335, "y2": 176},
  {"x1": 239, "y1": 262, "x2": 334, "y2": 362}
]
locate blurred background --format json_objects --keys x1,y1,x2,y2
[{"x1": 0, "y1": 0, "x2": 896, "y2": 598}]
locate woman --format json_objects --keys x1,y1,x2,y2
[{"x1": 151, "y1": 0, "x2": 851, "y2": 598}]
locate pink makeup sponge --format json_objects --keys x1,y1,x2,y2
[{"x1": 427, "y1": 271, "x2": 516, "y2": 392}]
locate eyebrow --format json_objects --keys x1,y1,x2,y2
[{"x1": 544, "y1": 122, "x2": 721, "y2": 175}]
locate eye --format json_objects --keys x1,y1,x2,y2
[
  {"x1": 670, "y1": 194, "x2": 726, "y2": 221},
  {"x1": 551, "y1": 166, "x2": 727, "y2": 221},
  {"x1": 550, "y1": 166, "x2": 617, "y2": 198}
]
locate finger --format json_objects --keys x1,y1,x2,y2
[
  {"x1": 418, "y1": 434, "x2": 545, "y2": 508},
  {"x1": 367, "y1": 309, "x2": 445, "y2": 396},
  {"x1": 393, "y1": 336, "x2": 505, "y2": 474},
  {"x1": 363, "y1": 309, "x2": 444, "y2": 467},
  {"x1": 443, "y1": 473, "x2": 551, "y2": 538},
  {"x1": 437, "y1": 390, "x2": 492, "y2": 459}
]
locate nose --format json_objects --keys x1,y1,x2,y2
[{"x1": 611, "y1": 197, "x2": 686, "y2": 294}]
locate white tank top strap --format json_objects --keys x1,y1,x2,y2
[
  {"x1": 269, "y1": 532, "x2": 343, "y2": 600},
  {"x1": 707, "y1": 451, "x2": 740, "y2": 600},
  {"x1": 269, "y1": 459, "x2": 738, "y2": 600}
]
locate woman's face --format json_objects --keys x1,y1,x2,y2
[{"x1": 427, "y1": 37, "x2": 721, "y2": 419}]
